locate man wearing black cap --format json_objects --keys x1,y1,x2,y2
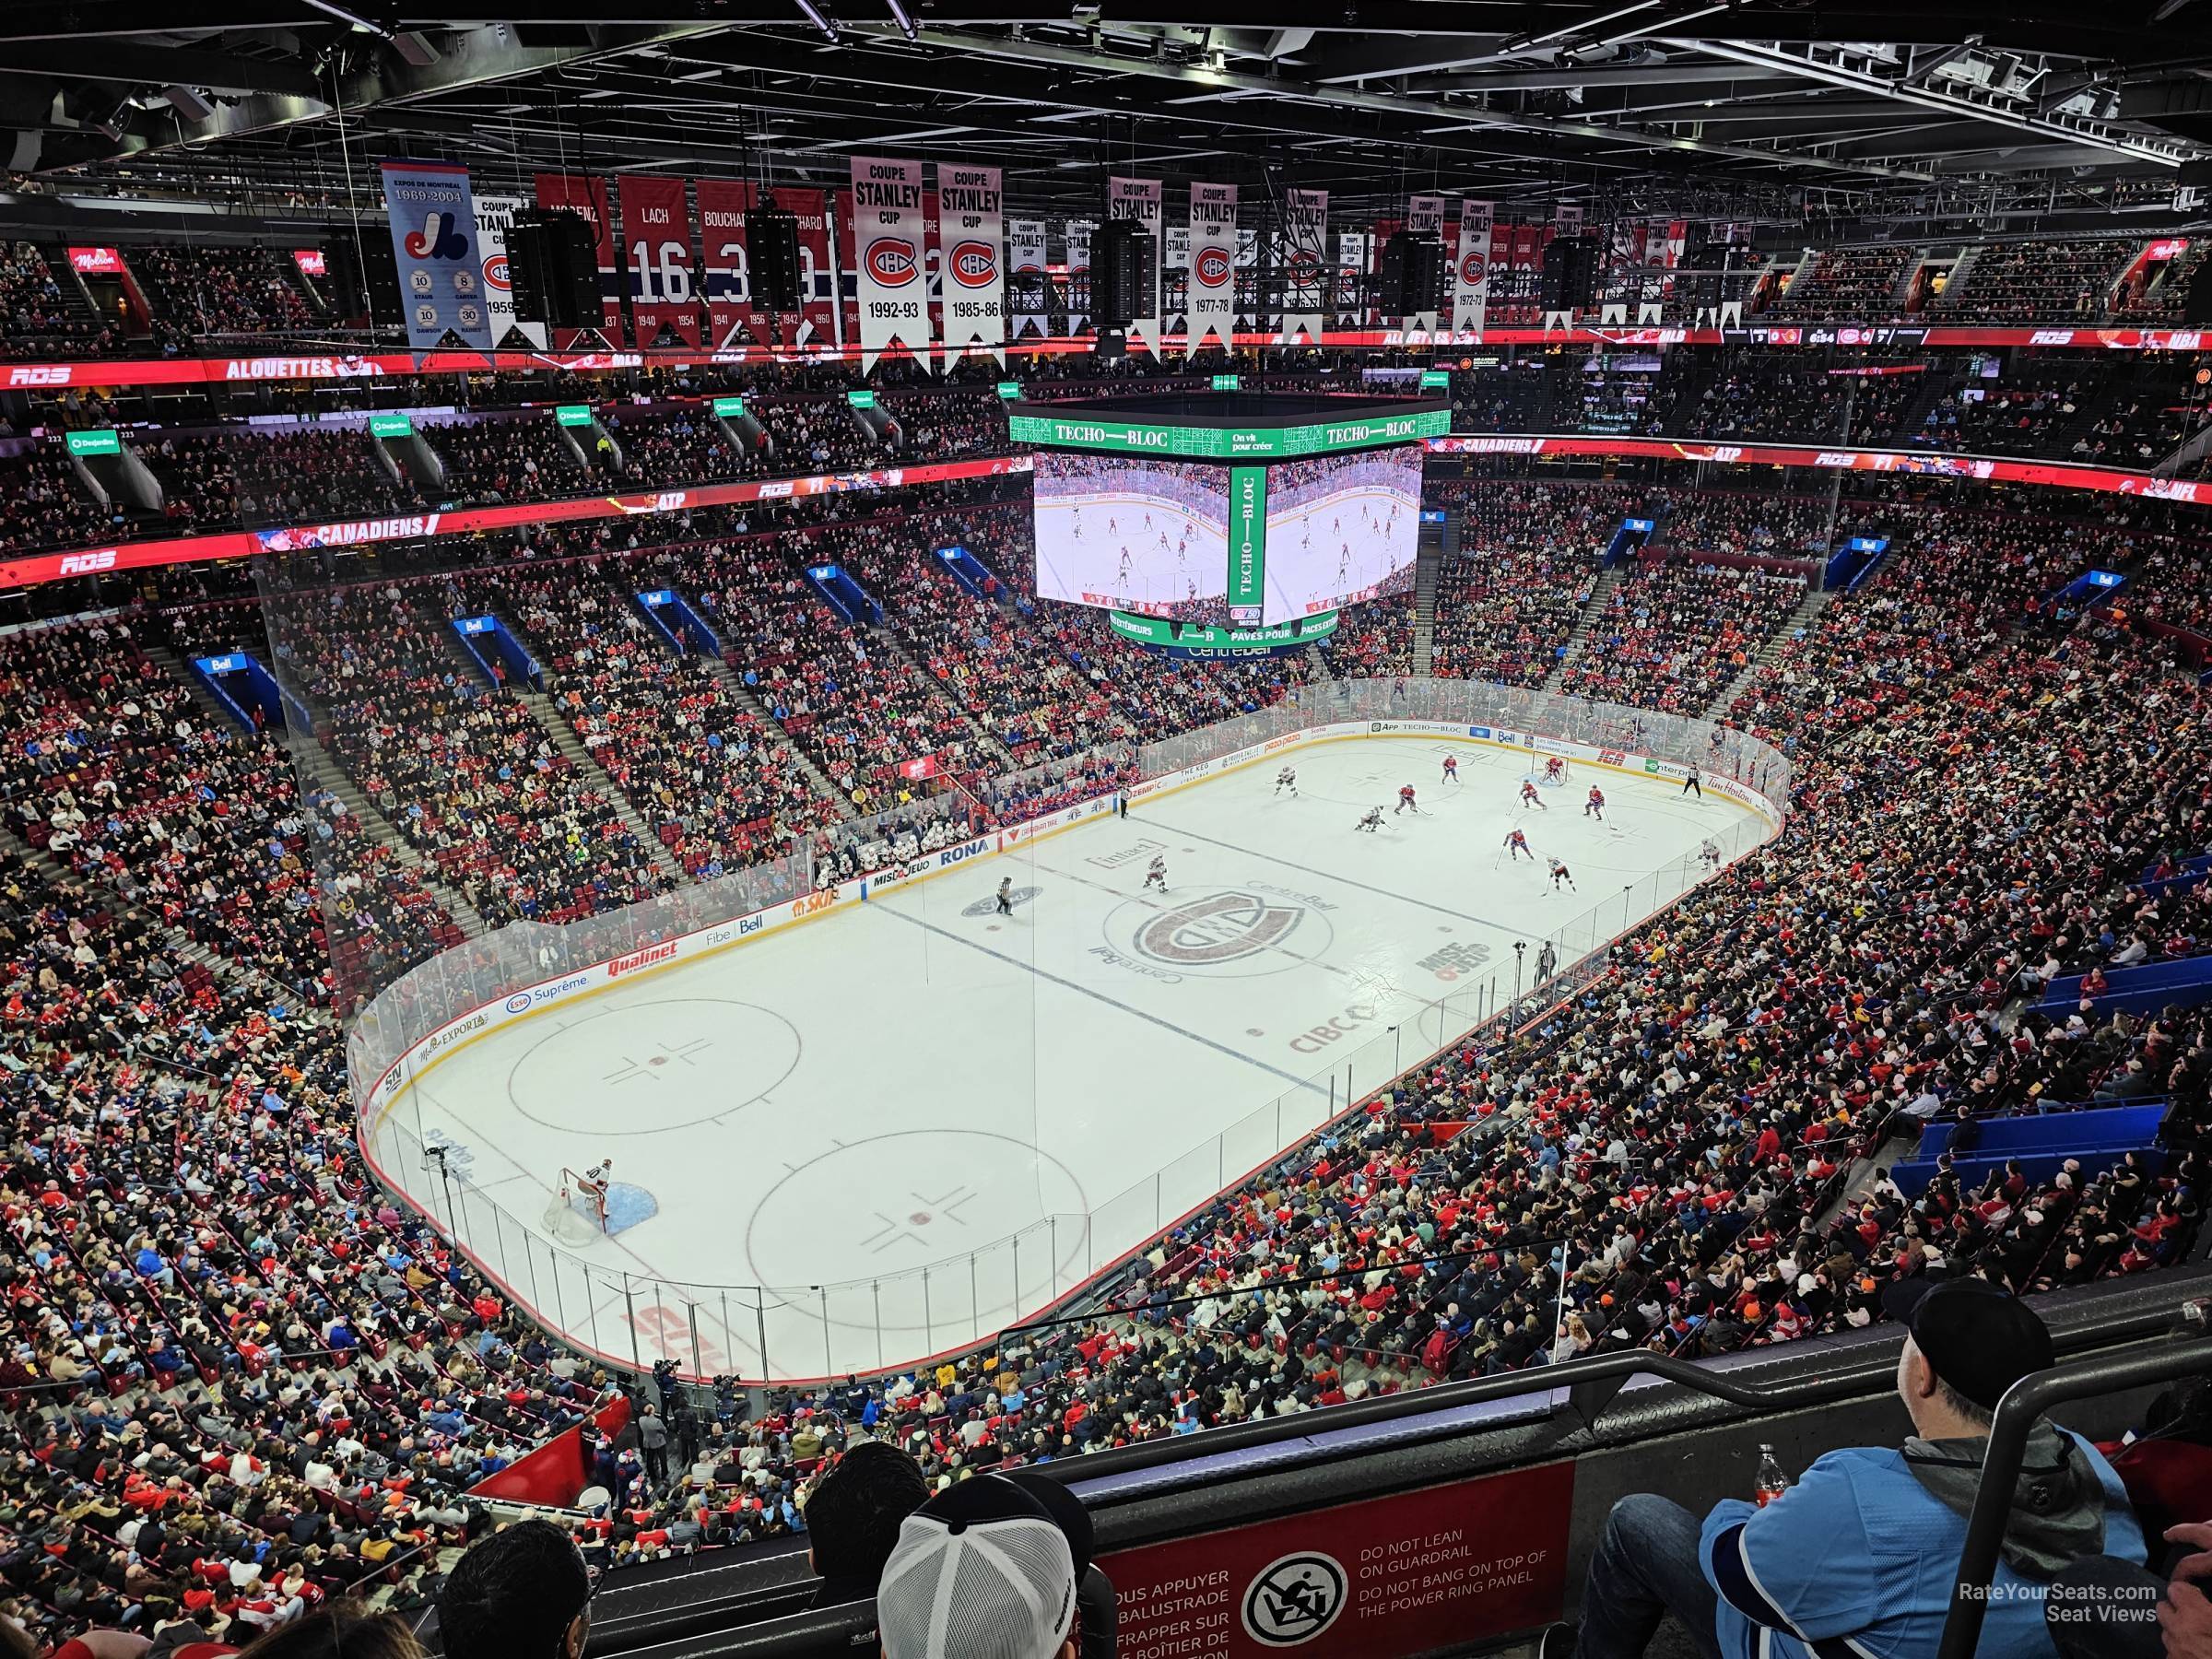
[{"x1": 1546, "y1": 1279, "x2": 2147, "y2": 1659}]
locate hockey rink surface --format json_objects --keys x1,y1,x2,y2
[{"x1": 394, "y1": 735, "x2": 1763, "y2": 1380}]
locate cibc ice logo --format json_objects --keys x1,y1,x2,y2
[
  {"x1": 1242, "y1": 1551, "x2": 1347, "y2": 1646},
  {"x1": 1194, "y1": 247, "x2": 1232, "y2": 288},
  {"x1": 948, "y1": 241, "x2": 997, "y2": 287},
  {"x1": 865, "y1": 238, "x2": 919, "y2": 286}
]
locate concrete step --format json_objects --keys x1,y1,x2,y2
[
  {"x1": 698, "y1": 656, "x2": 856, "y2": 821},
  {"x1": 515, "y1": 688, "x2": 691, "y2": 885}
]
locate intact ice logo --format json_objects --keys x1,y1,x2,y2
[
  {"x1": 948, "y1": 241, "x2": 997, "y2": 287},
  {"x1": 1242, "y1": 1551, "x2": 1347, "y2": 1646},
  {"x1": 404, "y1": 210, "x2": 469, "y2": 262},
  {"x1": 1194, "y1": 248, "x2": 1232, "y2": 288},
  {"x1": 1459, "y1": 250, "x2": 1488, "y2": 285},
  {"x1": 866, "y1": 238, "x2": 920, "y2": 286},
  {"x1": 1133, "y1": 891, "x2": 1306, "y2": 967}
]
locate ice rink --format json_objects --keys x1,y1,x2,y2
[{"x1": 386, "y1": 735, "x2": 1765, "y2": 1380}]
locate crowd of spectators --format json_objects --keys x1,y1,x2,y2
[
  {"x1": 1905, "y1": 366, "x2": 2101, "y2": 457},
  {"x1": 415, "y1": 418, "x2": 592, "y2": 509},
  {"x1": 130, "y1": 247, "x2": 318, "y2": 341},
  {"x1": 1432, "y1": 548, "x2": 1594, "y2": 685},
  {"x1": 1675, "y1": 359, "x2": 1921, "y2": 443},
  {"x1": 1931, "y1": 239, "x2": 2138, "y2": 324},
  {"x1": 1767, "y1": 243, "x2": 1916, "y2": 317},
  {"x1": 1559, "y1": 554, "x2": 1807, "y2": 713},
  {"x1": 0, "y1": 242, "x2": 118, "y2": 359}
]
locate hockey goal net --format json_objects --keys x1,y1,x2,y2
[
  {"x1": 544, "y1": 1169, "x2": 608, "y2": 1245},
  {"x1": 1531, "y1": 751, "x2": 1573, "y2": 787}
]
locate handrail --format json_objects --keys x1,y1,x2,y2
[{"x1": 1936, "y1": 1334, "x2": 2212, "y2": 1659}]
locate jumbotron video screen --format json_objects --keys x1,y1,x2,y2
[
  {"x1": 1261, "y1": 445, "x2": 1423, "y2": 625},
  {"x1": 1030, "y1": 450, "x2": 1230, "y2": 619}
]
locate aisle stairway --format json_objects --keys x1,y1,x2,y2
[
  {"x1": 698, "y1": 656, "x2": 857, "y2": 821},
  {"x1": 1541, "y1": 564, "x2": 1623, "y2": 691},
  {"x1": 1700, "y1": 583, "x2": 1833, "y2": 722},
  {"x1": 1411, "y1": 547, "x2": 1443, "y2": 674},
  {"x1": 514, "y1": 688, "x2": 690, "y2": 885},
  {"x1": 871, "y1": 626, "x2": 1019, "y2": 771}
]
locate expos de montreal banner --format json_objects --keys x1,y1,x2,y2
[
  {"x1": 937, "y1": 163, "x2": 1005, "y2": 365},
  {"x1": 850, "y1": 156, "x2": 931, "y2": 371},
  {"x1": 380, "y1": 160, "x2": 493, "y2": 351},
  {"x1": 619, "y1": 175, "x2": 700, "y2": 347},
  {"x1": 1187, "y1": 181, "x2": 1238, "y2": 357},
  {"x1": 1108, "y1": 175, "x2": 1164, "y2": 356},
  {"x1": 1454, "y1": 198, "x2": 1493, "y2": 340}
]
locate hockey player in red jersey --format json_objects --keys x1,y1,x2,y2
[
  {"x1": 1520, "y1": 779, "x2": 1547, "y2": 810},
  {"x1": 1503, "y1": 826, "x2": 1534, "y2": 861},
  {"x1": 1395, "y1": 783, "x2": 1420, "y2": 816},
  {"x1": 1583, "y1": 785, "x2": 1606, "y2": 822}
]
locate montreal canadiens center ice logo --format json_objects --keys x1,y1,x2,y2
[
  {"x1": 1242, "y1": 1551, "x2": 1347, "y2": 1646},
  {"x1": 1127, "y1": 890, "x2": 1320, "y2": 970}
]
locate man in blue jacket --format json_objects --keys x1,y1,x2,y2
[{"x1": 1547, "y1": 1278, "x2": 2147, "y2": 1659}]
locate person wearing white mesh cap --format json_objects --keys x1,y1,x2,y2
[{"x1": 875, "y1": 1474, "x2": 1081, "y2": 1659}]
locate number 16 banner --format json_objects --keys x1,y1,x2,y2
[
  {"x1": 618, "y1": 175, "x2": 700, "y2": 347},
  {"x1": 850, "y1": 156, "x2": 932, "y2": 371},
  {"x1": 937, "y1": 163, "x2": 1005, "y2": 367}
]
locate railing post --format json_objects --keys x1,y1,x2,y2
[
  {"x1": 923, "y1": 1267, "x2": 933, "y2": 1354},
  {"x1": 688, "y1": 1303, "x2": 702, "y2": 1381},
  {"x1": 1050, "y1": 1216, "x2": 1060, "y2": 1299},
  {"x1": 623, "y1": 1274, "x2": 641, "y2": 1369},
  {"x1": 873, "y1": 1280, "x2": 884, "y2": 1371},
  {"x1": 754, "y1": 1291, "x2": 769, "y2": 1383},
  {"x1": 818, "y1": 1287, "x2": 832, "y2": 1378}
]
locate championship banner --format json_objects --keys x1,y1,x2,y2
[
  {"x1": 849, "y1": 156, "x2": 930, "y2": 371},
  {"x1": 618, "y1": 175, "x2": 700, "y2": 347},
  {"x1": 470, "y1": 193, "x2": 547, "y2": 348},
  {"x1": 1187, "y1": 181, "x2": 1238, "y2": 355},
  {"x1": 1279, "y1": 188, "x2": 1328, "y2": 342},
  {"x1": 1106, "y1": 175, "x2": 1163, "y2": 355},
  {"x1": 532, "y1": 172, "x2": 621, "y2": 346},
  {"x1": 1453, "y1": 199, "x2": 1493, "y2": 340},
  {"x1": 697, "y1": 178, "x2": 755, "y2": 347},
  {"x1": 1554, "y1": 201, "x2": 1584, "y2": 236},
  {"x1": 1336, "y1": 229, "x2": 1368, "y2": 326},
  {"x1": 1407, "y1": 193, "x2": 1447, "y2": 331},
  {"x1": 1164, "y1": 224, "x2": 1190, "y2": 339},
  {"x1": 1236, "y1": 225, "x2": 1261, "y2": 330},
  {"x1": 1066, "y1": 219, "x2": 1096, "y2": 335},
  {"x1": 380, "y1": 161, "x2": 494, "y2": 350},
  {"x1": 1007, "y1": 218, "x2": 1048, "y2": 339},
  {"x1": 937, "y1": 164, "x2": 1005, "y2": 365}
]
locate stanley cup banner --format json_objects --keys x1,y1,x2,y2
[
  {"x1": 1008, "y1": 218, "x2": 1049, "y2": 339},
  {"x1": 938, "y1": 163, "x2": 1006, "y2": 366},
  {"x1": 1453, "y1": 198, "x2": 1494, "y2": 340},
  {"x1": 1186, "y1": 182, "x2": 1238, "y2": 355},
  {"x1": 1407, "y1": 193, "x2": 1447, "y2": 331},
  {"x1": 470, "y1": 193, "x2": 547, "y2": 348},
  {"x1": 1066, "y1": 219, "x2": 1096, "y2": 335},
  {"x1": 1163, "y1": 224, "x2": 1191, "y2": 339},
  {"x1": 1279, "y1": 187, "x2": 1328, "y2": 342},
  {"x1": 849, "y1": 156, "x2": 931, "y2": 371},
  {"x1": 1107, "y1": 175, "x2": 1163, "y2": 356},
  {"x1": 382, "y1": 160, "x2": 494, "y2": 350}
]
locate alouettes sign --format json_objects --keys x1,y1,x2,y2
[
  {"x1": 850, "y1": 155, "x2": 931, "y2": 371},
  {"x1": 1187, "y1": 181, "x2": 1238, "y2": 356},
  {"x1": 937, "y1": 163, "x2": 1005, "y2": 365}
]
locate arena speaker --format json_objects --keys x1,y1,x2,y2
[
  {"x1": 1542, "y1": 235, "x2": 1600, "y2": 308},
  {"x1": 324, "y1": 236, "x2": 400, "y2": 325},
  {"x1": 1378, "y1": 230, "x2": 1447, "y2": 316},
  {"x1": 1091, "y1": 218, "x2": 1159, "y2": 328},
  {"x1": 747, "y1": 207, "x2": 805, "y2": 311},
  {"x1": 507, "y1": 209, "x2": 601, "y2": 327}
]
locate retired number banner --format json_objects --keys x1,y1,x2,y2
[
  {"x1": 849, "y1": 156, "x2": 930, "y2": 371},
  {"x1": 619, "y1": 175, "x2": 700, "y2": 347},
  {"x1": 1187, "y1": 182, "x2": 1238, "y2": 355},
  {"x1": 1107, "y1": 175, "x2": 1164, "y2": 356},
  {"x1": 1279, "y1": 188, "x2": 1328, "y2": 343},
  {"x1": 1453, "y1": 198, "x2": 1493, "y2": 340},
  {"x1": 532, "y1": 171, "x2": 622, "y2": 346},
  {"x1": 937, "y1": 164, "x2": 1005, "y2": 365},
  {"x1": 697, "y1": 179, "x2": 755, "y2": 348}
]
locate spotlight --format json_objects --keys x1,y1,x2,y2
[
  {"x1": 887, "y1": 0, "x2": 917, "y2": 39},
  {"x1": 796, "y1": 0, "x2": 840, "y2": 41}
]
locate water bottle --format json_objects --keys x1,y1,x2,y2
[{"x1": 1754, "y1": 1443, "x2": 1790, "y2": 1507}]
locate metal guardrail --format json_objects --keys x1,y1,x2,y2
[{"x1": 1936, "y1": 1335, "x2": 2212, "y2": 1659}]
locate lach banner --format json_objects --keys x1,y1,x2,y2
[
  {"x1": 849, "y1": 156, "x2": 931, "y2": 371},
  {"x1": 1407, "y1": 193, "x2": 1447, "y2": 331},
  {"x1": 1279, "y1": 187, "x2": 1328, "y2": 343},
  {"x1": 937, "y1": 163, "x2": 1005, "y2": 366},
  {"x1": 1187, "y1": 181, "x2": 1238, "y2": 356},
  {"x1": 697, "y1": 178, "x2": 755, "y2": 348},
  {"x1": 619, "y1": 175, "x2": 700, "y2": 347},
  {"x1": 532, "y1": 171, "x2": 622, "y2": 346},
  {"x1": 381, "y1": 160, "x2": 494, "y2": 350},
  {"x1": 1107, "y1": 175, "x2": 1163, "y2": 356},
  {"x1": 470, "y1": 192, "x2": 547, "y2": 348},
  {"x1": 1066, "y1": 219, "x2": 1096, "y2": 336},
  {"x1": 1453, "y1": 198, "x2": 1493, "y2": 340},
  {"x1": 1007, "y1": 218, "x2": 1048, "y2": 340}
]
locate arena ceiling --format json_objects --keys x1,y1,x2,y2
[{"x1": 2, "y1": 3, "x2": 2208, "y2": 228}]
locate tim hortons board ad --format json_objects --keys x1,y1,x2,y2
[{"x1": 1095, "y1": 1460, "x2": 1573, "y2": 1657}]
